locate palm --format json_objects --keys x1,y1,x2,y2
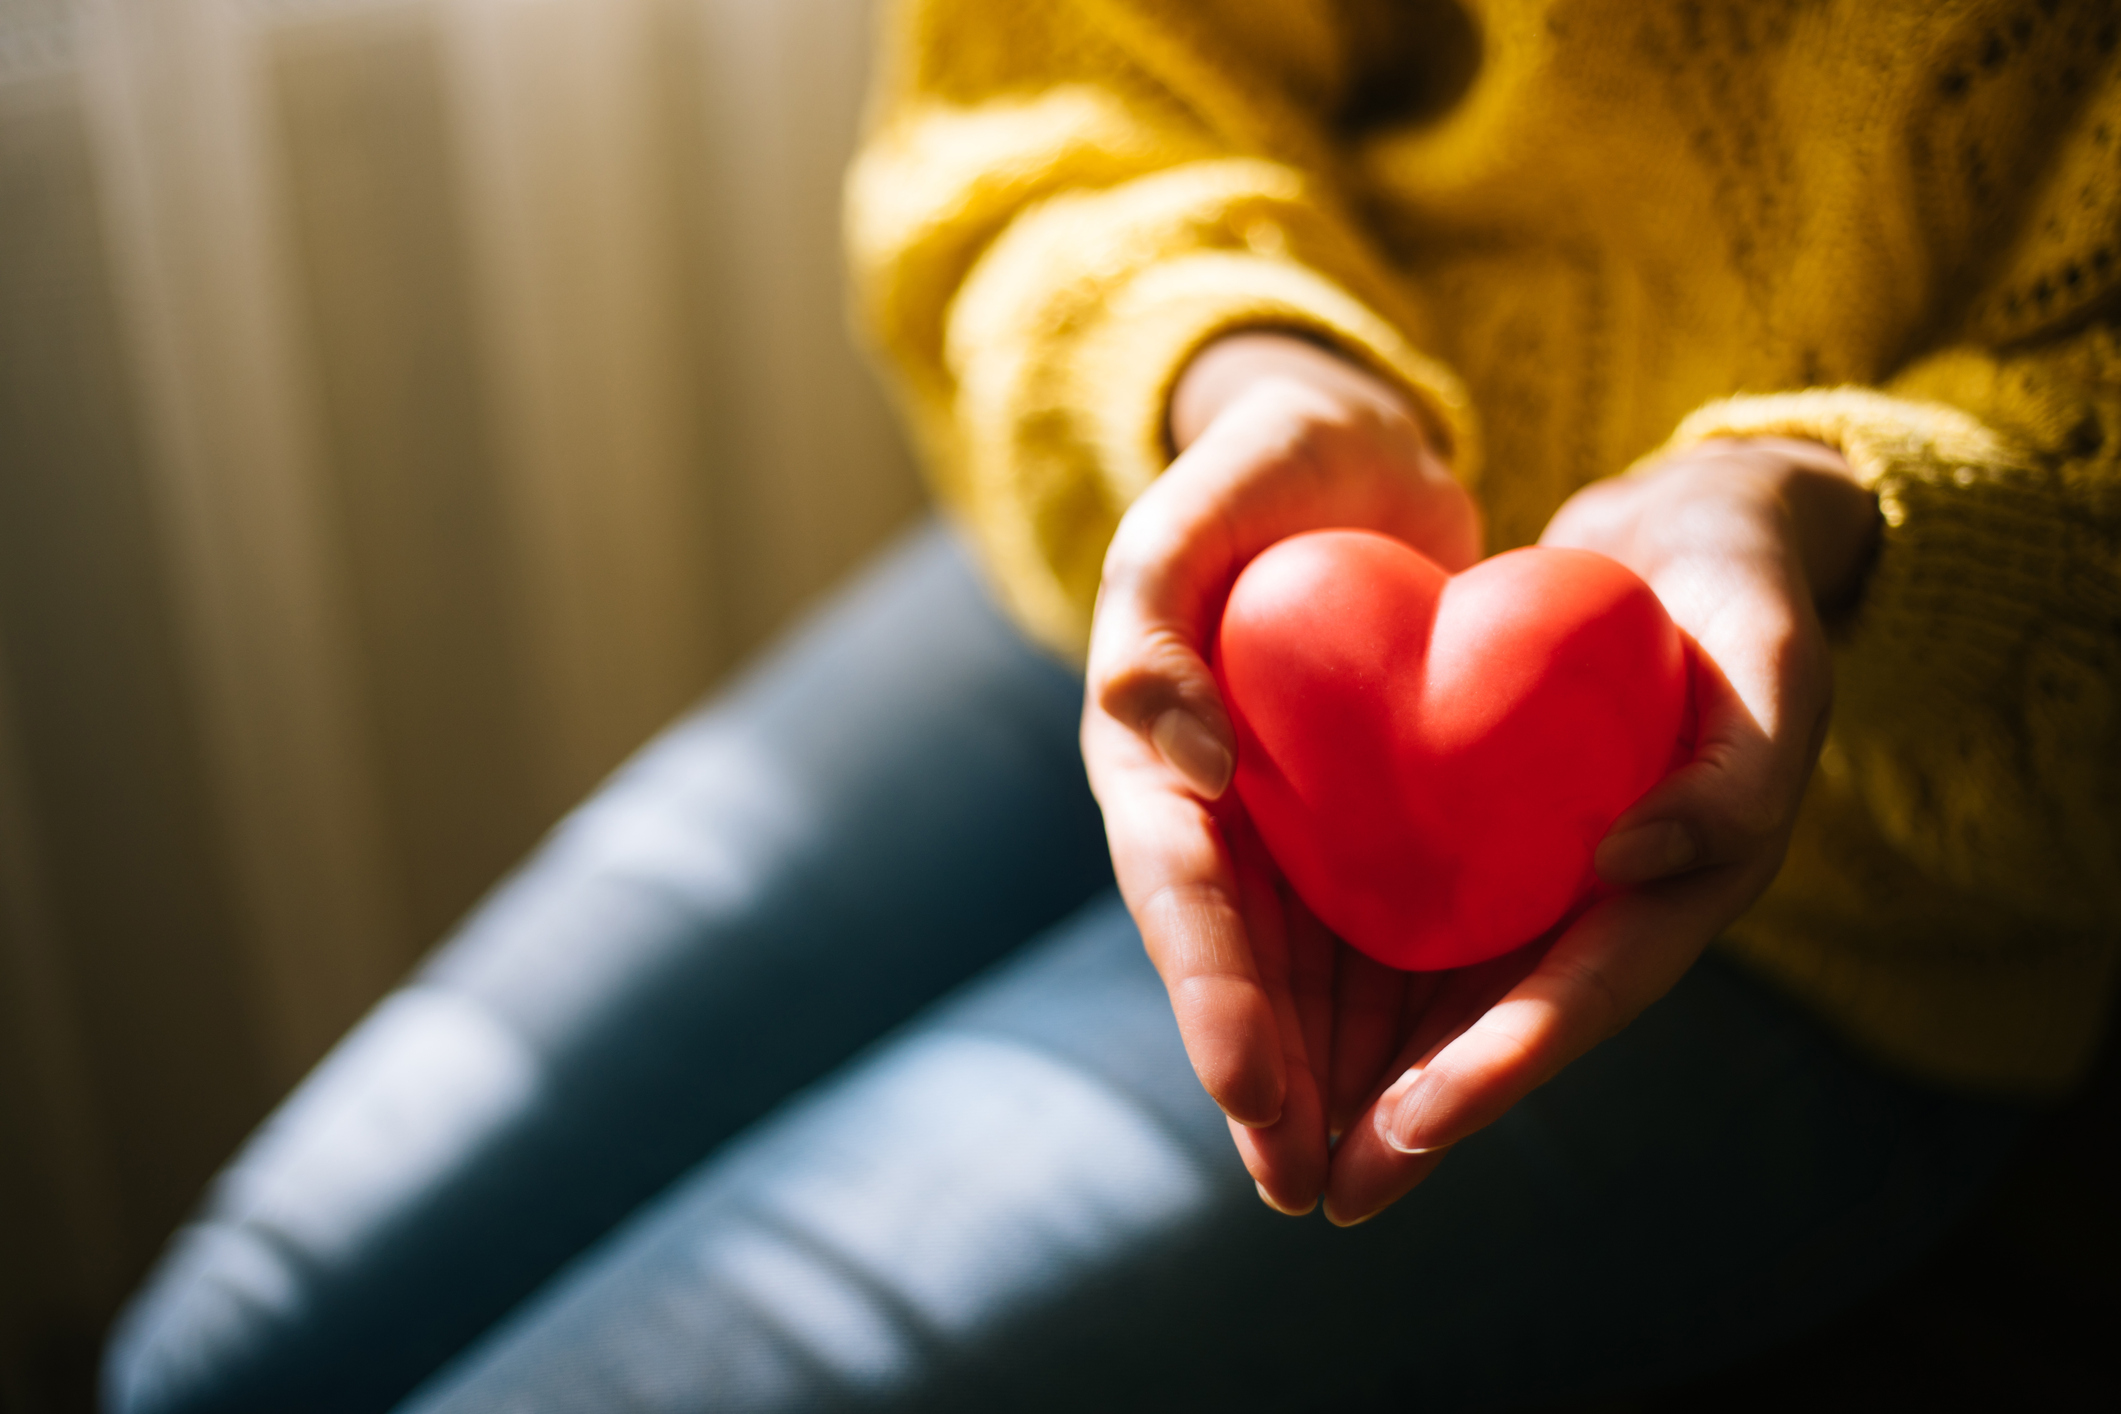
[{"x1": 1088, "y1": 335, "x2": 1870, "y2": 1224}]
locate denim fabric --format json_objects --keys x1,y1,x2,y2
[
  {"x1": 104, "y1": 524, "x2": 1111, "y2": 1414},
  {"x1": 105, "y1": 523, "x2": 2022, "y2": 1414},
  {"x1": 394, "y1": 896, "x2": 2020, "y2": 1413}
]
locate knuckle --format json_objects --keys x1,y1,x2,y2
[
  {"x1": 1482, "y1": 1019, "x2": 1549, "y2": 1077},
  {"x1": 1249, "y1": 373, "x2": 1344, "y2": 432},
  {"x1": 1246, "y1": 384, "x2": 1398, "y2": 481},
  {"x1": 1141, "y1": 879, "x2": 1249, "y2": 968},
  {"x1": 1689, "y1": 741, "x2": 1792, "y2": 853},
  {"x1": 1099, "y1": 512, "x2": 1166, "y2": 595},
  {"x1": 1710, "y1": 780, "x2": 1785, "y2": 849},
  {"x1": 1542, "y1": 483, "x2": 1631, "y2": 551},
  {"x1": 1255, "y1": 408, "x2": 1334, "y2": 483},
  {"x1": 1546, "y1": 955, "x2": 1630, "y2": 1040},
  {"x1": 1097, "y1": 625, "x2": 1211, "y2": 721}
]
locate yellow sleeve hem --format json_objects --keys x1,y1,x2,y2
[
  {"x1": 1654, "y1": 388, "x2": 2062, "y2": 703},
  {"x1": 1646, "y1": 388, "x2": 2117, "y2": 1094},
  {"x1": 955, "y1": 243, "x2": 1478, "y2": 659}
]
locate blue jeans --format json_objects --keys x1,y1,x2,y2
[{"x1": 105, "y1": 523, "x2": 2023, "y2": 1414}]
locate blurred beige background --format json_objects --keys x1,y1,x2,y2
[{"x1": 0, "y1": 0, "x2": 921, "y2": 1404}]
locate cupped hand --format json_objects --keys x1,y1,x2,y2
[
  {"x1": 1083, "y1": 331, "x2": 1480, "y2": 1214},
  {"x1": 1322, "y1": 436, "x2": 1881, "y2": 1225}
]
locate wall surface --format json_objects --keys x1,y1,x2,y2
[{"x1": 0, "y1": 1, "x2": 922, "y2": 1405}]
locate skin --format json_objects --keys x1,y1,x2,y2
[{"x1": 1081, "y1": 330, "x2": 1880, "y2": 1224}]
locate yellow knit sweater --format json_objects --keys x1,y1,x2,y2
[{"x1": 846, "y1": 0, "x2": 2121, "y2": 1094}]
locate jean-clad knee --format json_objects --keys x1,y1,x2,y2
[{"x1": 103, "y1": 523, "x2": 1112, "y2": 1414}]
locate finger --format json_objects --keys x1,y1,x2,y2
[
  {"x1": 1086, "y1": 707, "x2": 1285, "y2": 1127},
  {"x1": 1338, "y1": 952, "x2": 1508, "y2": 1128},
  {"x1": 1088, "y1": 391, "x2": 1475, "y2": 799},
  {"x1": 1318, "y1": 1136, "x2": 1451, "y2": 1229},
  {"x1": 1274, "y1": 884, "x2": 1338, "y2": 1206},
  {"x1": 1326, "y1": 948, "x2": 1406, "y2": 1136},
  {"x1": 1596, "y1": 623, "x2": 1826, "y2": 888},
  {"x1": 1328, "y1": 964, "x2": 1447, "y2": 1145},
  {"x1": 1229, "y1": 1064, "x2": 1328, "y2": 1217},
  {"x1": 1282, "y1": 886, "x2": 1339, "y2": 1100},
  {"x1": 1371, "y1": 863, "x2": 1765, "y2": 1161},
  {"x1": 1225, "y1": 823, "x2": 1330, "y2": 1211},
  {"x1": 1320, "y1": 949, "x2": 1538, "y2": 1226}
]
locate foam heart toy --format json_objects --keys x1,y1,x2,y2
[{"x1": 1214, "y1": 529, "x2": 1689, "y2": 972}]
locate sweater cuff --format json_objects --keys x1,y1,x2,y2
[
  {"x1": 1658, "y1": 388, "x2": 2055, "y2": 703},
  {"x1": 1072, "y1": 249, "x2": 1480, "y2": 507},
  {"x1": 956, "y1": 245, "x2": 1477, "y2": 657},
  {"x1": 1651, "y1": 389, "x2": 2103, "y2": 1087}
]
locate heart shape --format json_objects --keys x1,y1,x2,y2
[{"x1": 1214, "y1": 530, "x2": 1689, "y2": 972}]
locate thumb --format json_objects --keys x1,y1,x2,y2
[
  {"x1": 1096, "y1": 627, "x2": 1234, "y2": 800},
  {"x1": 1085, "y1": 461, "x2": 1245, "y2": 801},
  {"x1": 1594, "y1": 624, "x2": 1823, "y2": 888}
]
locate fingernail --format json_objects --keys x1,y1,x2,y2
[
  {"x1": 1595, "y1": 820, "x2": 1698, "y2": 886},
  {"x1": 1255, "y1": 1180, "x2": 1316, "y2": 1218},
  {"x1": 1152, "y1": 708, "x2": 1232, "y2": 799},
  {"x1": 1324, "y1": 1199, "x2": 1381, "y2": 1229},
  {"x1": 1377, "y1": 1069, "x2": 1448, "y2": 1155}
]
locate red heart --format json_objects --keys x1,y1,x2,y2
[{"x1": 1214, "y1": 530, "x2": 1689, "y2": 972}]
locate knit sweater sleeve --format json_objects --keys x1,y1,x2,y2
[
  {"x1": 1652, "y1": 323, "x2": 2121, "y2": 1092},
  {"x1": 846, "y1": 0, "x2": 1476, "y2": 656}
]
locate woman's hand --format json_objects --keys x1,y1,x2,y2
[
  {"x1": 1082, "y1": 331, "x2": 1480, "y2": 1214},
  {"x1": 1322, "y1": 436, "x2": 1881, "y2": 1224}
]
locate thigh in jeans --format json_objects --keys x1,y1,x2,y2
[
  {"x1": 399, "y1": 894, "x2": 2026, "y2": 1414},
  {"x1": 103, "y1": 522, "x2": 1112, "y2": 1414}
]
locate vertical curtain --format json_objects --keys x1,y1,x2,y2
[{"x1": 0, "y1": 0, "x2": 923, "y2": 1383}]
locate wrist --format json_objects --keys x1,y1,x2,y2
[
  {"x1": 1762, "y1": 440, "x2": 1881, "y2": 615},
  {"x1": 1168, "y1": 330, "x2": 1431, "y2": 457},
  {"x1": 1694, "y1": 437, "x2": 1880, "y2": 613}
]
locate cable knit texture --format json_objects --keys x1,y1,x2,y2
[{"x1": 847, "y1": 0, "x2": 2121, "y2": 1092}]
